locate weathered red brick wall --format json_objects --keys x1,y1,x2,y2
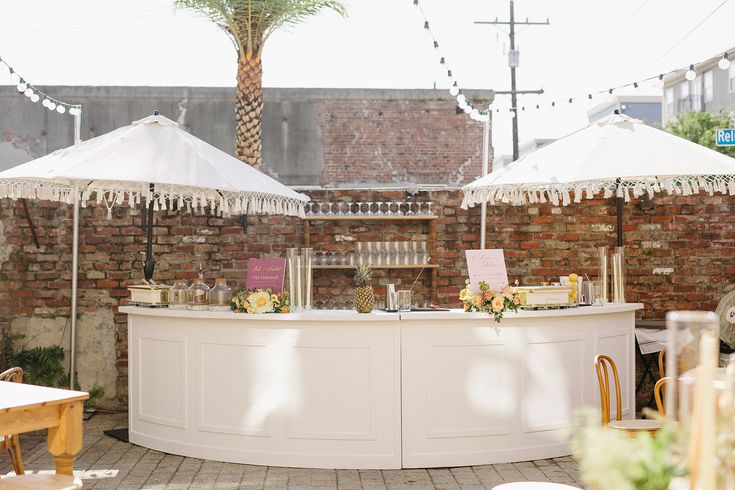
[
  {"x1": 0, "y1": 189, "x2": 733, "y2": 406},
  {"x1": 315, "y1": 100, "x2": 486, "y2": 186}
]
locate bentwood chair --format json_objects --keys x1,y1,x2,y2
[
  {"x1": 594, "y1": 354, "x2": 662, "y2": 434},
  {"x1": 0, "y1": 367, "x2": 25, "y2": 475},
  {"x1": 654, "y1": 377, "x2": 670, "y2": 415}
]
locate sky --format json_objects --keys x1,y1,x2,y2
[{"x1": 1, "y1": 0, "x2": 734, "y2": 158}]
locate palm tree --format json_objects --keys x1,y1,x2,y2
[{"x1": 176, "y1": 0, "x2": 346, "y2": 168}]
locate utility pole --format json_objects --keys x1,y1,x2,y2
[{"x1": 476, "y1": 1, "x2": 548, "y2": 161}]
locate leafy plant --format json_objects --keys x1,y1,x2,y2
[
  {"x1": 666, "y1": 110, "x2": 735, "y2": 157},
  {"x1": 14, "y1": 345, "x2": 67, "y2": 387}
]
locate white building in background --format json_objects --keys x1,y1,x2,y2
[
  {"x1": 662, "y1": 47, "x2": 735, "y2": 124},
  {"x1": 587, "y1": 95, "x2": 662, "y2": 127},
  {"x1": 493, "y1": 138, "x2": 555, "y2": 170}
]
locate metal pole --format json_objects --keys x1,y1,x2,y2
[
  {"x1": 509, "y1": 0, "x2": 519, "y2": 161},
  {"x1": 70, "y1": 108, "x2": 81, "y2": 390},
  {"x1": 480, "y1": 107, "x2": 491, "y2": 249},
  {"x1": 616, "y1": 197, "x2": 624, "y2": 247},
  {"x1": 70, "y1": 192, "x2": 79, "y2": 390}
]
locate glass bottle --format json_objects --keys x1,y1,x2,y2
[
  {"x1": 169, "y1": 280, "x2": 190, "y2": 310},
  {"x1": 209, "y1": 278, "x2": 232, "y2": 311},
  {"x1": 189, "y1": 268, "x2": 210, "y2": 311}
]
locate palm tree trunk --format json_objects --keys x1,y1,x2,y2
[{"x1": 235, "y1": 54, "x2": 263, "y2": 168}]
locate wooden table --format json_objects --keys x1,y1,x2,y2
[{"x1": 0, "y1": 381, "x2": 88, "y2": 475}]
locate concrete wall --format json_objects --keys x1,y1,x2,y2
[{"x1": 0, "y1": 86, "x2": 494, "y2": 186}]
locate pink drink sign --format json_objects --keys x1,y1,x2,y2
[
  {"x1": 465, "y1": 249, "x2": 509, "y2": 292},
  {"x1": 246, "y1": 258, "x2": 286, "y2": 291}
]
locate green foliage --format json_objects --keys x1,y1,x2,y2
[
  {"x1": 14, "y1": 345, "x2": 67, "y2": 387},
  {"x1": 175, "y1": 0, "x2": 347, "y2": 57},
  {"x1": 572, "y1": 410, "x2": 686, "y2": 490},
  {"x1": 665, "y1": 110, "x2": 735, "y2": 157}
]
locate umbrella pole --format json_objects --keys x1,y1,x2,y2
[
  {"x1": 480, "y1": 107, "x2": 491, "y2": 249},
  {"x1": 616, "y1": 196, "x2": 624, "y2": 247},
  {"x1": 143, "y1": 184, "x2": 155, "y2": 282},
  {"x1": 70, "y1": 193, "x2": 79, "y2": 390}
]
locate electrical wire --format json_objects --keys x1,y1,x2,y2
[
  {"x1": 0, "y1": 6, "x2": 171, "y2": 39},
  {"x1": 634, "y1": 0, "x2": 730, "y2": 78},
  {"x1": 567, "y1": 0, "x2": 653, "y2": 90}
]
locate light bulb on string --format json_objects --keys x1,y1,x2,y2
[
  {"x1": 463, "y1": 105, "x2": 472, "y2": 114},
  {"x1": 470, "y1": 108, "x2": 479, "y2": 118},
  {"x1": 47, "y1": 102, "x2": 56, "y2": 111},
  {"x1": 685, "y1": 65, "x2": 696, "y2": 81},
  {"x1": 56, "y1": 105, "x2": 66, "y2": 114},
  {"x1": 30, "y1": 93, "x2": 39, "y2": 103},
  {"x1": 719, "y1": 53, "x2": 730, "y2": 70},
  {"x1": 24, "y1": 88, "x2": 33, "y2": 97},
  {"x1": 16, "y1": 82, "x2": 26, "y2": 92},
  {"x1": 449, "y1": 83, "x2": 459, "y2": 96},
  {"x1": 69, "y1": 107, "x2": 81, "y2": 116},
  {"x1": 456, "y1": 94, "x2": 466, "y2": 105},
  {"x1": 42, "y1": 99, "x2": 50, "y2": 108},
  {"x1": 458, "y1": 99, "x2": 468, "y2": 110}
]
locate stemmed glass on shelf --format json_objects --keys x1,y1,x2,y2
[
  {"x1": 364, "y1": 201, "x2": 372, "y2": 216},
  {"x1": 375, "y1": 201, "x2": 384, "y2": 216},
  {"x1": 325, "y1": 202, "x2": 334, "y2": 216}
]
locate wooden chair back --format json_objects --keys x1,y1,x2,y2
[
  {"x1": 594, "y1": 354, "x2": 622, "y2": 425},
  {"x1": 0, "y1": 367, "x2": 23, "y2": 384},
  {"x1": 654, "y1": 377, "x2": 669, "y2": 415},
  {"x1": 658, "y1": 348, "x2": 665, "y2": 378},
  {"x1": 0, "y1": 367, "x2": 25, "y2": 475}
]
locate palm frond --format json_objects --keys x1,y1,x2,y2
[{"x1": 175, "y1": 0, "x2": 346, "y2": 57}]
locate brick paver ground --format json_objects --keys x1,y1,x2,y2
[{"x1": 0, "y1": 412, "x2": 583, "y2": 489}]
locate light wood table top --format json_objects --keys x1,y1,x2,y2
[{"x1": 0, "y1": 381, "x2": 88, "y2": 477}]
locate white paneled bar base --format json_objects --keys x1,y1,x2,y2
[{"x1": 121, "y1": 303, "x2": 641, "y2": 469}]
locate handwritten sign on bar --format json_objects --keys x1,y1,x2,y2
[
  {"x1": 465, "y1": 249, "x2": 509, "y2": 292},
  {"x1": 246, "y1": 258, "x2": 286, "y2": 291}
]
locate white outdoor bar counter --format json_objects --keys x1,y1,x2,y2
[{"x1": 121, "y1": 303, "x2": 642, "y2": 469}]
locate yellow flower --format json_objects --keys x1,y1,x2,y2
[
  {"x1": 247, "y1": 291, "x2": 274, "y2": 314},
  {"x1": 272, "y1": 294, "x2": 279, "y2": 302},
  {"x1": 281, "y1": 306, "x2": 289, "y2": 313},
  {"x1": 459, "y1": 288, "x2": 470, "y2": 301},
  {"x1": 483, "y1": 291, "x2": 494, "y2": 301},
  {"x1": 471, "y1": 294, "x2": 483, "y2": 307},
  {"x1": 246, "y1": 307, "x2": 254, "y2": 314},
  {"x1": 491, "y1": 296, "x2": 504, "y2": 312},
  {"x1": 568, "y1": 273, "x2": 578, "y2": 282},
  {"x1": 514, "y1": 295, "x2": 522, "y2": 305}
]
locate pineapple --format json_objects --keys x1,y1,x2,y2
[{"x1": 353, "y1": 264, "x2": 375, "y2": 313}]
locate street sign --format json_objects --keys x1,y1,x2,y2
[{"x1": 716, "y1": 128, "x2": 735, "y2": 146}]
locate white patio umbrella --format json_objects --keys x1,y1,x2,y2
[
  {"x1": 0, "y1": 112, "x2": 309, "y2": 387},
  {"x1": 462, "y1": 112, "x2": 735, "y2": 246}
]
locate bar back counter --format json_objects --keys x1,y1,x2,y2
[{"x1": 120, "y1": 304, "x2": 641, "y2": 469}]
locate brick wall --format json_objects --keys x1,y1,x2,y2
[
  {"x1": 314, "y1": 99, "x2": 486, "y2": 186},
  {"x1": 1, "y1": 189, "x2": 733, "y2": 407}
]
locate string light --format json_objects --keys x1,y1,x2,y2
[
  {"x1": 0, "y1": 55, "x2": 81, "y2": 116},
  {"x1": 719, "y1": 52, "x2": 731, "y2": 70},
  {"x1": 685, "y1": 64, "x2": 697, "y2": 81},
  {"x1": 411, "y1": 0, "x2": 490, "y2": 122}
]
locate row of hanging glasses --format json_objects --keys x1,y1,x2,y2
[
  {"x1": 306, "y1": 201, "x2": 434, "y2": 216},
  {"x1": 313, "y1": 241, "x2": 430, "y2": 266}
]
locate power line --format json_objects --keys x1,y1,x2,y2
[
  {"x1": 634, "y1": 0, "x2": 730, "y2": 78},
  {"x1": 567, "y1": 0, "x2": 653, "y2": 90},
  {"x1": 0, "y1": 6, "x2": 170, "y2": 39},
  {"x1": 475, "y1": 1, "x2": 549, "y2": 161}
]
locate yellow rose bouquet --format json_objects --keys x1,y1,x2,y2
[
  {"x1": 459, "y1": 279, "x2": 522, "y2": 323},
  {"x1": 231, "y1": 288, "x2": 290, "y2": 314}
]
